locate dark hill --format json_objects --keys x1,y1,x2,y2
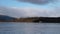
[{"x1": 0, "y1": 15, "x2": 16, "y2": 21}]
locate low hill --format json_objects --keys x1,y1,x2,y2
[{"x1": 0, "y1": 15, "x2": 16, "y2": 22}]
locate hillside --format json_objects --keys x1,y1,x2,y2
[
  {"x1": 0, "y1": 15, "x2": 38, "y2": 22},
  {"x1": 0, "y1": 15, "x2": 60, "y2": 23},
  {"x1": 0, "y1": 15, "x2": 16, "y2": 22}
]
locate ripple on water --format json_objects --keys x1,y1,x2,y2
[{"x1": 0, "y1": 22, "x2": 60, "y2": 34}]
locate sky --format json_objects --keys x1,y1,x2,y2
[{"x1": 0, "y1": 0, "x2": 60, "y2": 18}]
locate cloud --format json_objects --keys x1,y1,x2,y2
[
  {"x1": 17, "y1": 0, "x2": 58, "y2": 5},
  {"x1": 0, "y1": 7, "x2": 25, "y2": 18},
  {"x1": 0, "y1": 6, "x2": 60, "y2": 18}
]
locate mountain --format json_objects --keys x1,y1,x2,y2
[{"x1": 0, "y1": 15, "x2": 16, "y2": 21}]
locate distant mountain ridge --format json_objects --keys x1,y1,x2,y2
[
  {"x1": 0, "y1": 15, "x2": 16, "y2": 21},
  {"x1": 0, "y1": 15, "x2": 60, "y2": 23}
]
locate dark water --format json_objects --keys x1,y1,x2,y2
[{"x1": 0, "y1": 22, "x2": 60, "y2": 34}]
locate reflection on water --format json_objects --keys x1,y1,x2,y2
[{"x1": 0, "y1": 22, "x2": 60, "y2": 34}]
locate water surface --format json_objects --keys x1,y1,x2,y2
[{"x1": 0, "y1": 22, "x2": 60, "y2": 34}]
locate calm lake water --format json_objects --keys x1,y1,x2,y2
[{"x1": 0, "y1": 22, "x2": 60, "y2": 34}]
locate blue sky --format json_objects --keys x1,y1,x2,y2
[
  {"x1": 0, "y1": 0, "x2": 38, "y2": 7},
  {"x1": 0, "y1": 0, "x2": 60, "y2": 17},
  {"x1": 0, "y1": 0, "x2": 60, "y2": 9}
]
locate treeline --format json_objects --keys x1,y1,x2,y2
[
  {"x1": 0, "y1": 15, "x2": 60, "y2": 23},
  {"x1": 0, "y1": 15, "x2": 39, "y2": 22}
]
